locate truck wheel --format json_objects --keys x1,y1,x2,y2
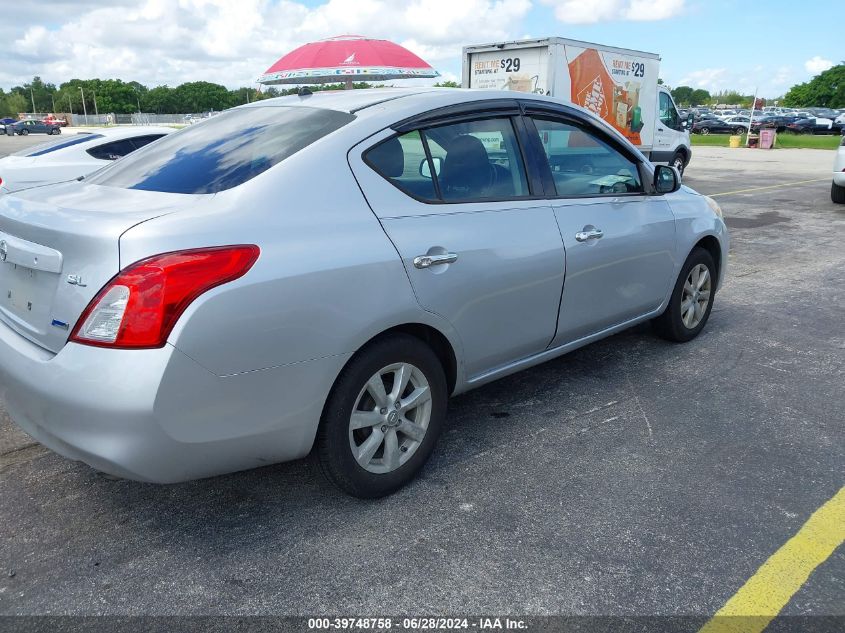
[
  {"x1": 671, "y1": 151, "x2": 686, "y2": 179},
  {"x1": 832, "y1": 182, "x2": 845, "y2": 204}
]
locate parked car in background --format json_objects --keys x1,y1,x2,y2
[
  {"x1": 832, "y1": 133, "x2": 845, "y2": 203},
  {"x1": 692, "y1": 118, "x2": 747, "y2": 135},
  {"x1": 751, "y1": 115, "x2": 800, "y2": 133},
  {"x1": 42, "y1": 115, "x2": 68, "y2": 127},
  {"x1": 0, "y1": 127, "x2": 173, "y2": 194},
  {"x1": 6, "y1": 119, "x2": 62, "y2": 136},
  {"x1": 785, "y1": 117, "x2": 835, "y2": 134},
  {"x1": 0, "y1": 118, "x2": 17, "y2": 133},
  {"x1": 0, "y1": 88, "x2": 728, "y2": 497}
]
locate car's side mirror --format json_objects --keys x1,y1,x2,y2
[
  {"x1": 654, "y1": 164, "x2": 681, "y2": 194},
  {"x1": 419, "y1": 156, "x2": 443, "y2": 179}
]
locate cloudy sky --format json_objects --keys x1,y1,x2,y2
[{"x1": 2, "y1": 0, "x2": 840, "y2": 98}]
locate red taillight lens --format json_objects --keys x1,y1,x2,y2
[{"x1": 70, "y1": 245, "x2": 260, "y2": 349}]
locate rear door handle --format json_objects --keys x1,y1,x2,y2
[
  {"x1": 413, "y1": 253, "x2": 458, "y2": 269},
  {"x1": 575, "y1": 228, "x2": 604, "y2": 242}
]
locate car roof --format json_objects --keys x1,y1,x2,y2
[
  {"x1": 239, "y1": 87, "x2": 442, "y2": 113},
  {"x1": 238, "y1": 87, "x2": 609, "y2": 123}
]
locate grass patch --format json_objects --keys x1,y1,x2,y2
[{"x1": 691, "y1": 133, "x2": 842, "y2": 149}]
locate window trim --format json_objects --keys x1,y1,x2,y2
[{"x1": 522, "y1": 113, "x2": 650, "y2": 201}]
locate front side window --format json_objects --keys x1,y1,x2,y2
[
  {"x1": 90, "y1": 106, "x2": 354, "y2": 194},
  {"x1": 659, "y1": 92, "x2": 680, "y2": 130},
  {"x1": 530, "y1": 118, "x2": 643, "y2": 197},
  {"x1": 365, "y1": 117, "x2": 529, "y2": 203}
]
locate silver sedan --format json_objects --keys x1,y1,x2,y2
[{"x1": 0, "y1": 89, "x2": 729, "y2": 497}]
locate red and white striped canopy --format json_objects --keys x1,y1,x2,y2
[{"x1": 258, "y1": 35, "x2": 439, "y2": 85}]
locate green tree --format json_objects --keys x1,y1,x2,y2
[
  {"x1": 670, "y1": 85, "x2": 694, "y2": 106},
  {"x1": 434, "y1": 80, "x2": 460, "y2": 88},
  {"x1": 172, "y1": 81, "x2": 232, "y2": 112},
  {"x1": 11, "y1": 76, "x2": 58, "y2": 112},
  {"x1": 782, "y1": 64, "x2": 845, "y2": 108},
  {"x1": 712, "y1": 89, "x2": 751, "y2": 106},
  {"x1": 690, "y1": 88, "x2": 711, "y2": 106},
  {"x1": 1, "y1": 92, "x2": 28, "y2": 117}
]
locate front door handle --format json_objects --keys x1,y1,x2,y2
[
  {"x1": 575, "y1": 228, "x2": 604, "y2": 242},
  {"x1": 413, "y1": 253, "x2": 458, "y2": 269}
]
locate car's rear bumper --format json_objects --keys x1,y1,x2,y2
[{"x1": 0, "y1": 320, "x2": 348, "y2": 483}]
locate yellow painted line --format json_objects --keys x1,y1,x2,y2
[
  {"x1": 709, "y1": 178, "x2": 828, "y2": 197},
  {"x1": 698, "y1": 485, "x2": 845, "y2": 633}
]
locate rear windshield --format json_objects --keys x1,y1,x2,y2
[
  {"x1": 13, "y1": 134, "x2": 104, "y2": 157},
  {"x1": 89, "y1": 106, "x2": 355, "y2": 194}
]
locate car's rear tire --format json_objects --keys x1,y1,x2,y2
[
  {"x1": 317, "y1": 333, "x2": 447, "y2": 498},
  {"x1": 733, "y1": 127, "x2": 745, "y2": 135},
  {"x1": 652, "y1": 247, "x2": 717, "y2": 343},
  {"x1": 701, "y1": 127, "x2": 711, "y2": 135},
  {"x1": 832, "y1": 182, "x2": 845, "y2": 204}
]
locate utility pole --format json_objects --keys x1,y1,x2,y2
[
  {"x1": 80, "y1": 87, "x2": 87, "y2": 119},
  {"x1": 30, "y1": 88, "x2": 36, "y2": 114},
  {"x1": 51, "y1": 94, "x2": 56, "y2": 113},
  {"x1": 67, "y1": 94, "x2": 72, "y2": 114},
  {"x1": 93, "y1": 90, "x2": 99, "y2": 116}
]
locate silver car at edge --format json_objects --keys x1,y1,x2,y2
[{"x1": 0, "y1": 89, "x2": 729, "y2": 497}]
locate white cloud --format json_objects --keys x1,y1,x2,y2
[
  {"x1": 540, "y1": 0, "x2": 685, "y2": 24},
  {"x1": 678, "y1": 68, "x2": 727, "y2": 91},
  {"x1": 670, "y1": 65, "x2": 803, "y2": 99},
  {"x1": 1, "y1": 0, "x2": 532, "y2": 90},
  {"x1": 804, "y1": 56, "x2": 834, "y2": 75}
]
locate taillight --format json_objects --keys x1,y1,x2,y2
[{"x1": 70, "y1": 245, "x2": 260, "y2": 349}]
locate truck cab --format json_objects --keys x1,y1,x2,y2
[{"x1": 654, "y1": 87, "x2": 692, "y2": 177}]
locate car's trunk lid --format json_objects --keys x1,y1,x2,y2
[{"x1": 0, "y1": 181, "x2": 200, "y2": 353}]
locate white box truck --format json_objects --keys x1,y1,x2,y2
[{"x1": 462, "y1": 37, "x2": 692, "y2": 175}]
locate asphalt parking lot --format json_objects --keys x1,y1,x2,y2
[{"x1": 0, "y1": 134, "x2": 842, "y2": 626}]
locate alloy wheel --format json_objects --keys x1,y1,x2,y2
[
  {"x1": 681, "y1": 264, "x2": 712, "y2": 329},
  {"x1": 348, "y1": 362, "x2": 432, "y2": 474}
]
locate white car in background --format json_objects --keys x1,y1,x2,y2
[
  {"x1": 832, "y1": 134, "x2": 845, "y2": 204},
  {"x1": 0, "y1": 127, "x2": 173, "y2": 194}
]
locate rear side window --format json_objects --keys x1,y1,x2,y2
[
  {"x1": 365, "y1": 117, "x2": 529, "y2": 203},
  {"x1": 13, "y1": 134, "x2": 104, "y2": 157},
  {"x1": 90, "y1": 107, "x2": 355, "y2": 194},
  {"x1": 87, "y1": 139, "x2": 139, "y2": 161},
  {"x1": 365, "y1": 131, "x2": 438, "y2": 201}
]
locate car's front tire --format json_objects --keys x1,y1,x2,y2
[
  {"x1": 317, "y1": 334, "x2": 447, "y2": 498},
  {"x1": 652, "y1": 247, "x2": 717, "y2": 342},
  {"x1": 832, "y1": 182, "x2": 845, "y2": 204},
  {"x1": 20, "y1": 129, "x2": 28, "y2": 136}
]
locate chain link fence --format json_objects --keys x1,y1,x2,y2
[{"x1": 15, "y1": 112, "x2": 210, "y2": 127}]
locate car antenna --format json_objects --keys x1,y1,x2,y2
[{"x1": 298, "y1": 87, "x2": 313, "y2": 97}]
